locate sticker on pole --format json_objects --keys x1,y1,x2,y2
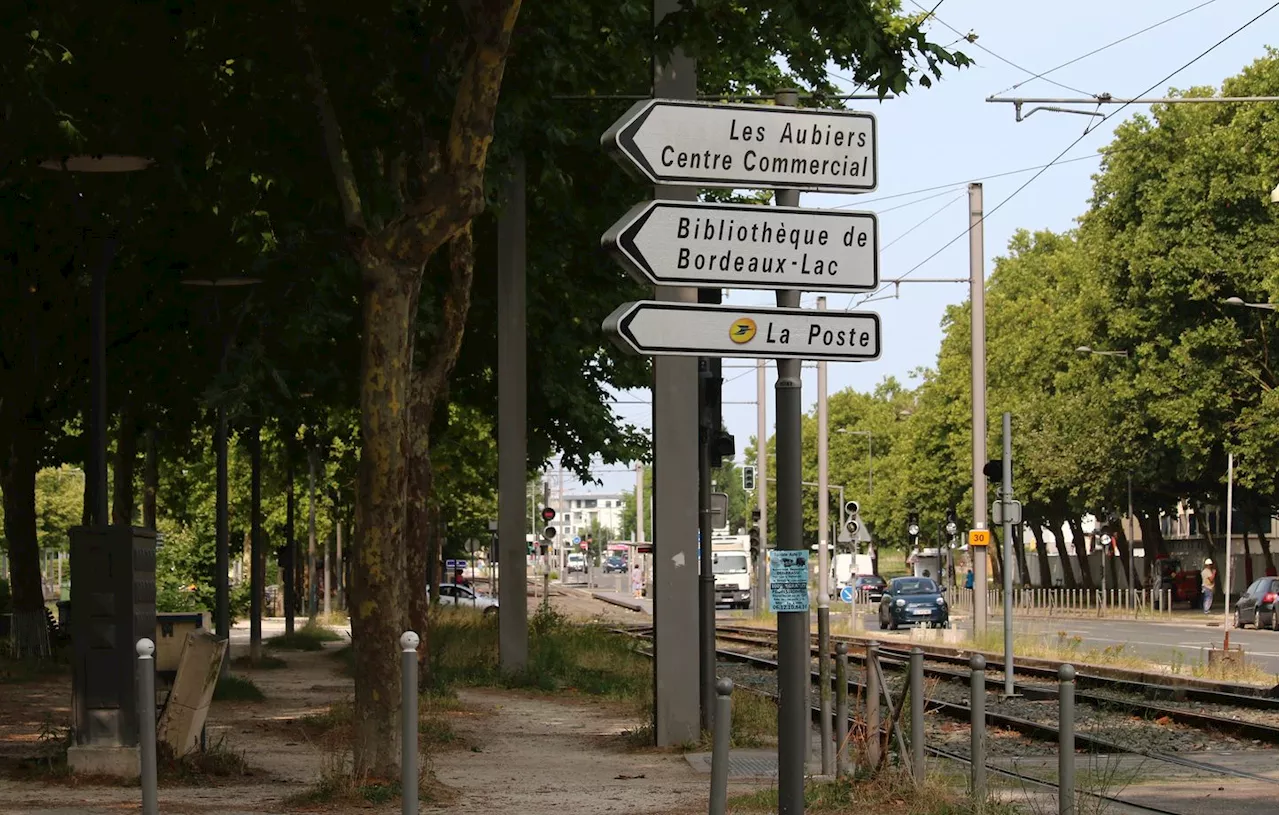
[
  {"x1": 769, "y1": 550, "x2": 810, "y2": 613},
  {"x1": 968, "y1": 530, "x2": 991, "y2": 547}
]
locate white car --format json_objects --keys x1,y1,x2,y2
[
  {"x1": 566, "y1": 553, "x2": 588, "y2": 573},
  {"x1": 438, "y1": 583, "x2": 499, "y2": 614}
]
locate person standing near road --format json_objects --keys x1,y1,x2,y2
[
  {"x1": 632, "y1": 564, "x2": 644, "y2": 598},
  {"x1": 1201, "y1": 558, "x2": 1217, "y2": 614}
]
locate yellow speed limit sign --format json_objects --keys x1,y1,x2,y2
[{"x1": 968, "y1": 529, "x2": 991, "y2": 547}]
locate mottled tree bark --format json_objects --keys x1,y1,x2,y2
[
  {"x1": 1252, "y1": 508, "x2": 1275, "y2": 574},
  {"x1": 1067, "y1": 517, "x2": 1095, "y2": 590},
  {"x1": 1112, "y1": 522, "x2": 1134, "y2": 589},
  {"x1": 1029, "y1": 520, "x2": 1053, "y2": 587},
  {"x1": 1012, "y1": 526, "x2": 1031, "y2": 587},
  {"x1": 1052, "y1": 522, "x2": 1079, "y2": 589},
  {"x1": 1, "y1": 425, "x2": 50, "y2": 658},
  {"x1": 143, "y1": 427, "x2": 158, "y2": 529}
]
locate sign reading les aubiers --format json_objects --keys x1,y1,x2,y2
[{"x1": 603, "y1": 100, "x2": 878, "y2": 192}]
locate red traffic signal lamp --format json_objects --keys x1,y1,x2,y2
[{"x1": 541, "y1": 506, "x2": 556, "y2": 522}]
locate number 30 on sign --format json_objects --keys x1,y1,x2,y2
[{"x1": 968, "y1": 529, "x2": 991, "y2": 547}]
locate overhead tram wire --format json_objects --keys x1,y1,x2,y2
[
  {"x1": 846, "y1": 2, "x2": 1278, "y2": 311},
  {"x1": 992, "y1": 0, "x2": 1225, "y2": 96},
  {"x1": 909, "y1": 1, "x2": 1097, "y2": 97}
]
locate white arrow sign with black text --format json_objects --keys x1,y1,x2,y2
[
  {"x1": 603, "y1": 301, "x2": 881, "y2": 361},
  {"x1": 602, "y1": 99, "x2": 877, "y2": 192},
  {"x1": 603, "y1": 200, "x2": 879, "y2": 292}
]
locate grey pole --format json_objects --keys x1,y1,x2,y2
[
  {"x1": 308, "y1": 448, "x2": 318, "y2": 619},
  {"x1": 401, "y1": 631, "x2": 420, "y2": 815},
  {"x1": 865, "y1": 643, "x2": 881, "y2": 769},
  {"x1": 90, "y1": 248, "x2": 109, "y2": 527},
  {"x1": 1058, "y1": 664, "x2": 1075, "y2": 815},
  {"x1": 250, "y1": 422, "x2": 263, "y2": 663},
  {"x1": 651, "y1": 0, "x2": 701, "y2": 747},
  {"x1": 709, "y1": 678, "x2": 734, "y2": 815},
  {"x1": 215, "y1": 405, "x2": 230, "y2": 676},
  {"x1": 772, "y1": 87, "x2": 807, "y2": 815},
  {"x1": 969, "y1": 182, "x2": 989, "y2": 637},
  {"x1": 699, "y1": 368, "x2": 716, "y2": 732},
  {"x1": 835, "y1": 643, "x2": 849, "y2": 777},
  {"x1": 970, "y1": 653, "x2": 987, "y2": 801},
  {"x1": 755, "y1": 359, "x2": 768, "y2": 614},
  {"x1": 1127, "y1": 472, "x2": 1136, "y2": 611},
  {"x1": 284, "y1": 463, "x2": 296, "y2": 635},
  {"x1": 137, "y1": 638, "x2": 158, "y2": 815},
  {"x1": 816, "y1": 297, "x2": 833, "y2": 777},
  {"x1": 497, "y1": 154, "x2": 528, "y2": 672},
  {"x1": 1001, "y1": 412, "x2": 1014, "y2": 696},
  {"x1": 910, "y1": 647, "x2": 925, "y2": 786}
]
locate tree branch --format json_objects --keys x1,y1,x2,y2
[
  {"x1": 293, "y1": 0, "x2": 367, "y2": 234},
  {"x1": 420, "y1": 223, "x2": 476, "y2": 399}
]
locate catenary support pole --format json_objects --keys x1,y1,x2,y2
[
  {"x1": 1224, "y1": 454, "x2": 1234, "y2": 642},
  {"x1": 651, "y1": 0, "x2": 701, "y2": 747},
  {"x1": 709, "y1": 678, "x2": 734, "y2": 815},
  {"x1": 1128, "y1": 472, "x2": 1135, "y2": 611},
  {"x1": 699, "y1": 357, "x2": 716, "y2": 732},
  {"x1": 970, "y1": 654, "x2": 986, "y2": 801},
  {"x1": 250, "y1": 423, "x2": 263, "y2": 663},
  {"x1": 969, "y1": 182, "x2": 989, "y2": 637},
  {"x1": 137, "y1": 639, "x2": 158, "y2": 815},
  {"x1": 773, "y1": 87, "x2": 807, "y2": 815},
  {"x1": 401, "y1": 631, "x2": 420, "y2": 815},
  {"x1": 1058, "y1": 664, "x2": 1075, "y2": 815},
  {"x1": 866, "y1": 643, "x2": 881, "y2": 769},
  {"x1": 755, "y1": 359, "x2": 769, "y2": 614},
  {"x1": 215, "y1": 405, "x2": 230, "y2": 678},
  {"x1": 835, "y1": 643, "x2": 849, "y2": 777},
  {"x1": 1002, "y1": 412, "x2": 1014, "y2": 697},
  {"x1": 816, "y1": 297, "x2": 833, "y2": 776},
  {"x1": 910, "y1": 647, "x2": 925, "y2": 786}
]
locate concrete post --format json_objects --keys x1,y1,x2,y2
[
  {"x1": 835, "y1": 643, "x2": 849, "y2": 777},
  {"x1": 910, "y1": 647, "x2": 925, "y2": 785},
  {"x1": 1058, "y1": 664, "x2": 1075, "y2": 815},
  {"x1": 970, "y1": 654, "x2": 986, "y2": 801},
  {"x1": 866, "y1": 643, "x2": 881, "y2": 768}
]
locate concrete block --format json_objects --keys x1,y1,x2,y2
[
  {"x1": 67, "y1": 744, "x2": 139, "y2": 778},
  {"x1": 157, "y1": 630, "x2": 227, "y2": 757}
]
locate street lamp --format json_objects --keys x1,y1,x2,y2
[
  {"x1": 1223, "y1": 296, "x2": 1279, "y2": 311},
  {"x1": 836, "y1": 428, "x2": 873, "y2": 495},
  {"x1": 1075, "y1": 346, "x2": 1129, "y2": 358}
]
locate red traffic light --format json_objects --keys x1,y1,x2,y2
[{"x1": 541, "y1": 506, "x2": 556, "y2": 522}]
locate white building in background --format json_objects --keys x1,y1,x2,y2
[{"x1": 554, "y1": 492, "x2": 626, "y2": 540}]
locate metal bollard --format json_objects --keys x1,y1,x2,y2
[
  {"x1": 137, "y1": 639, "x2": 158, "y2": 815},
  {"x1": 709, "y1": 678, "x2": 734, "y2": 815},
  {"x1": 401, "y1": 631, "x2": 420, "y2": 815},
  {"x1": 970, "y1": 653, "x2": 986, "y2": 801},
  {"x1": 1058, "y1": 664, "x2": 1075, "y2": 815},
  {"x1": 910, "y1": 647, "x2": 925, "y2": 785},
  {"x1": 866, "y1": 644, "x2": 881, "y2": 768},
  {"x1": 835, "y1": 643, "x2": 849, "y2": 777}
]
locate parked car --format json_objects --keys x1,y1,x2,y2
[
  {"x1": 851, "y1": 574, "x2": 886, "y2": 604},
  {"x1": 566, "y1": 553, "x2": 588, "y2": 573},
  {"x1": 603, "y1": 556, "x2": 628, "y2": 574},
  {"x1": 878, "y1": 576, "x2": 948, "y2": 630},
  {"x1": 1234, "y1": 576, "x2": 1278, "y2": 630},
  {"x1": 437, "y1": 583, "x2": 499, "y2": 615}
]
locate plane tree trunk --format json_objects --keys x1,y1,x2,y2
[
  {"x1": 1029, "y1": 519, "x2": 1053, "y2": 587},
  {"x1": 1, "y1": 423, "x2": 51, "y2": 658}
]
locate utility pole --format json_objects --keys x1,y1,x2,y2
[
  {"x1": 755, "y1": 359, "x2": 768, "y2": 613},
  {"x1": 773, "y1": 87, "x2": 807, "y2": 815},
  {"x1": 650, "y1": 0, "x2": 701, "y2": 747},
  {"x1": 969, "y1": 182, "x2": 989, "y2": 637},
  {"x1": 497, "y1": 155, "x2": 529, "y2": 670},
  {"x1": 816, "y1": 297, "x2": 833, "y2": 776},
  {"x1": 698, "y1": 356, "x2": 716, "y2": 732}
]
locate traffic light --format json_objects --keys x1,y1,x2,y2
[
  {"x1": 843, "y1": 500, "x2": 860, "y2": 537},
  {"x1": 907, "y1": 511, "x2": 920, "y2": 543},
  {"x1": 742, "y1": 465, "x2": 756, "y2": 492},
  {"x1": 709, "y1": 430, "x2": 735, "y2": 469},
  {"x1": 749, "y1": 526, "x2": 761, "y2": 560},
  {"x1": 944, "y1": 507, "x2": 959, "y2": 539},
  {"x1": 982, "y1": 460, "x2": 1003, "y2": 483},
  {"x1": 541, "y1": 506, "x2": 556, "y2": 522}
]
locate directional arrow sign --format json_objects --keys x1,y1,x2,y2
[
  {"x1": 603, "y1": 200, "x2": 878, "y2": 292},
  {"x1": 602, "y1": 99, "x2": 877, "y2": 192},
  {"x1": 603, "y1": 301, "x2": 880, "y2": 361}
]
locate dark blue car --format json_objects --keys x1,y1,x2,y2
[{"x1": 878, "y1": 576, "x2": 949, "y2": 630}]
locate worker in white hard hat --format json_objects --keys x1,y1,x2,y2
[{"x1": 1200, "y1": 558, "x2": 1217, "y2": 614}]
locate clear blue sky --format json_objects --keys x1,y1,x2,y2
[{"x1": 558, "y1": 0, "x2": 1279, "y2": 497}]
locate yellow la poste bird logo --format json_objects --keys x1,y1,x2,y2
[{"x1": 729, "y1": 317, "x2": 757, "y2": 344}]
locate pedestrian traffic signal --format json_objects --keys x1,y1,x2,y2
[
  {"x1": 541, "y1": 506, "x2": 557, "y2": 522},
  {"x1": 742, "y1": 465, "x2": 756, "y2": 492}
]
